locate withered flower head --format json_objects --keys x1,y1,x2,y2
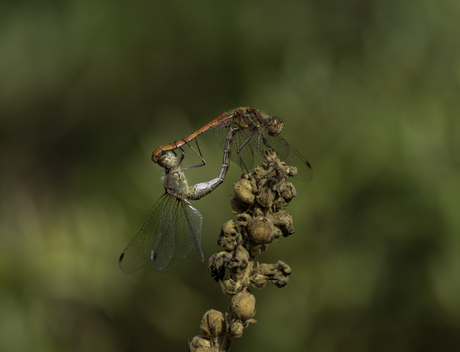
[
  {"x1": 189, "y1": 335, "x2": 211, "y2": 352},
  {"x1": 233, "y1": 178, "x2": 255, "y2": 204},
  {"x1": 200, "y1": 310, "x2": 226, "y2": 338},
  {"x1": 248, "y1": 216, "x2": 274, "y2": 244},
  {"x1": 231, "y1": 291, "x2": 256, "y2": 321}
]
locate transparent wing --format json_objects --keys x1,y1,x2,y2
[
  {"x1": 215, "y1": 126, "x2": 312, "y2": 181},
  {"x1": 119, "y1": 194, "x2": 170, "y2": 274},
  {"x1": 262, "y1": 134, "x2": 313, "y2": 182},
  {"x1": 119, "y1": 194, "x2": 204, "y2": 273},
  {"x1": 151, "y1": 197, "x2": 203, "y2": 272}
]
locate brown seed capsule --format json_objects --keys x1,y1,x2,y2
[
  {"x1": 286, "y1": 165, "x2": 298, "y2": 178},
  {"x1": 220, "y1": 278, "x2": 240, "y2": 296},
  {"x1": 230, "y1": 196, "x2": 247, "y2": 214},
  {"x1": 229, "y1": 320, "x2": 244, "y2": 339},
  {"x1": 208, "y1": 251, "x2": 231, "y2": 282},
  {"x1": 200, "y1": 309, "x2": 226, "y2": 338},
  {"x1": 189, "y1": 335, "x2": 211, "y2": 352},
  {"x1": 279, "y1": 182, "x2": 297, "y2": 202},
  {"x1": 248, "y1": 217, "x2": 274, "y2": 244},
  {"x1": 256, "y1": 187, "x2": 275, "y2": 207},
  {"x1": 233, "y1": 179, "x2": 255, "y2": 204},
  {"x1": 231, "y1": 292, "x2": 256, "y2": 321},
  {"x1": 271, "y1": 211, "x2": 295, "y2": 237},
  {"x1": 250, "y1": 272, "x2": 269, "y2": 289},
  {"x1": 226, "y1": 245, "x2": 250, "y2": 271},
  {"x1": 217, "y1": 220, "x2": 239, "y2": 250}
]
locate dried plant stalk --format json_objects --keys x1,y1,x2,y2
[{"x1": 189, "y1": 150, "x2": 298, "y2": 352}]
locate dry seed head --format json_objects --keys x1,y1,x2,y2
[
  {"x1": 286, "y1": 165, "x2": 298, "y2": 178},
  {"x1": 249, "y1": 272, "x2": 270, "y2": 289},
  {"x1": 272, "y1": 211, "x2": 295, "y2": 237},
  {"x1": 256, "y1": 187, "x2": 275, "y2": 207},
  {"x1": 248, "y1": 243, "x2": 269, "y2": 257},
  {"x1": 253, "y1": 165, "x2": 265, "y2": 178},
  {"x1": 278, "y1": 182, "x2": 297, "y2": 202},
  {"x1": 189, "y1": 335, "x2": 211, "y2": 352},
  {"x1": 208, "y1": 251, "x2": 231, "y2": 282},
  {"x1": 217, "y1": 220, "x2": 239, "y2": 250},
  {"x1": 231, "y1": 292, "x2": 256, "y2": 320},
  {"x1": 225, "y1": 245, "x2": 250, "y2": 281},
  {"x1": 220, "y1": 277, "x2": 243, "y2": 295},
  {"x1": 233, "y1": 179, "x2": 255, "y2": 204},
  {"x1": 248, "y1": 217, "x2": 274, "y2": 244},
  {"x1": 230, "y1": 196, "x2": 247, "y2": 214},
  {"x1": 249, "y1": 261, "x2": 292, "y2": 288},
  {"x1": 200, "y1": 309, "x2": 226, "y2": 338},
  {"x1": 229, "y1": 320, "x2": 244, "y2": 339}
]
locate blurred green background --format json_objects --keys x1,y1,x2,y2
[{"x1": 1, "y1": 0, "x2": 460, "y2": 351}]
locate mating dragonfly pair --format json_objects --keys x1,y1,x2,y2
[{"x1": 119, "y1": 107, "x2": 313, "y2": 273}]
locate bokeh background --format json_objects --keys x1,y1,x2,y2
[{"x1": 1, "y1": 0, "x2": 460, "y2": 351}]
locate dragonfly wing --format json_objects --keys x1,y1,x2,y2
[
  {"x1": 264, "y1": 134, "x2": 313, "y2": 182},
  {"x1": 152, "y1": 197, "x2": 203, "y2": 271},
  {"x1": 183, "y1": 202, "x2": 204, "y2": 262},
  {"x1": 119, "y1": 194, "x2": 168, "y2": 274},
  {"x1": 151, "y1": 195, "x2": 184, "y2": 271}
]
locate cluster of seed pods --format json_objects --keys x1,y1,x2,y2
[{"x1": 189, "y1": 150, "x2": 298, "y2": 352}]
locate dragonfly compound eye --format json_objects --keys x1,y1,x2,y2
[{"x1": 267, "y1": 115, "x2": 285, "y2": 137}]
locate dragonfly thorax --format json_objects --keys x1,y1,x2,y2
[{"x1": 164, "y1": 169, "x2": 189, "y2": 195}]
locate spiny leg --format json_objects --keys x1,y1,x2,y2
[{"x1": 180, "y1": 139, "x2": 207, "y2": 171}]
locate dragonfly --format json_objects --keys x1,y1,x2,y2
[
  {"x1": 151, "y1": 107, "x2": 313, "y2": 182},
  {"x1": 119, "y1": 126, "x2": 238, "y2": 273}
]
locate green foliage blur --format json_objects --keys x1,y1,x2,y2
[{"x1": 1, "y1": 0, "x2": 460, "y2": 351}]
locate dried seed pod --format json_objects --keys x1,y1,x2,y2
[
  {"x1": 226, "y1": 245, "x2": 250, "y2": 270},
  {"x1": 272, "y1": 226, "x2": 283, "y2": 239},
  {"x1": 256, "y1": 187, "x2": 275, "y2": 207},
  {"x1": 208, "y1": 251, "x2": 231, "y2": 282},
  {"x1": 250, "y1": 272, "x2": 269, "y2": 289},
  {"x1": 230, "y1": 196, "x2": 247, "y2": 214},
  {"x1": 229, "y1": 320, "x2": 244, "y2": 339},
  {"x1": 286, "y1": 165, "x2": 298, "y2": 178},
  {"x1": 278, "y1": 182, "x2": 297, "y2": 202},
  {"x1": 250, "y1": 261, "x2": 292, "y2": 288},
  {"x1": 218, "y1": 220, "x2": 239, "y2": 250},
  {"x1": 252, "y1": 207, "x2": 264, "y2": 218},
  {"x1": 220, "y1": 278, "x2": 242, "y2": 296},
  {"x1": 189, "y1": 335, "x2": 211, "y2": 352},
  {"x1": 233, "y1": 179, "x2": 255, "y2": 204},
  {"x1": 200, "y1": 309, "x2": 226, "y2": 338},
  {"x1": 271, "y1": 211, "x2": 295, "y2": 237},
  {"x1": 253, "y1": 164, "x2": 266, "y2": 178},
  {"x1": 225, "y1": 245, "x2": 251, "y2": 282},
  {"x1": 248, "y1": 217, "x2": 274, "y2": 244},
  {"x1": 248, "y1": 243, "x2": 269, "y2": 257},
  {"x1": 231, "y1": 292, "x2": 256, "y2": 321}
]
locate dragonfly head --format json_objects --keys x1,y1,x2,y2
[
  {"x1": 157, "y1": 151, "x2": 180, "y2": 169},
  {"x1": 267, "y1": 115, "x2": 285, "y2": 137}
]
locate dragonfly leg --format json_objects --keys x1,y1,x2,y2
[
  {"x1": 181, "y1": 139, "x2": 207, "y2": 171},
  {"x1": 170, "y1": 142, "x2": 186, "y2": 165},
  {"x1": 258, "y1": 131, "x2": 276, "y2": 156},
  {"x1": 236, "y1": 130, "x2": 255, "y2": 174}
]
